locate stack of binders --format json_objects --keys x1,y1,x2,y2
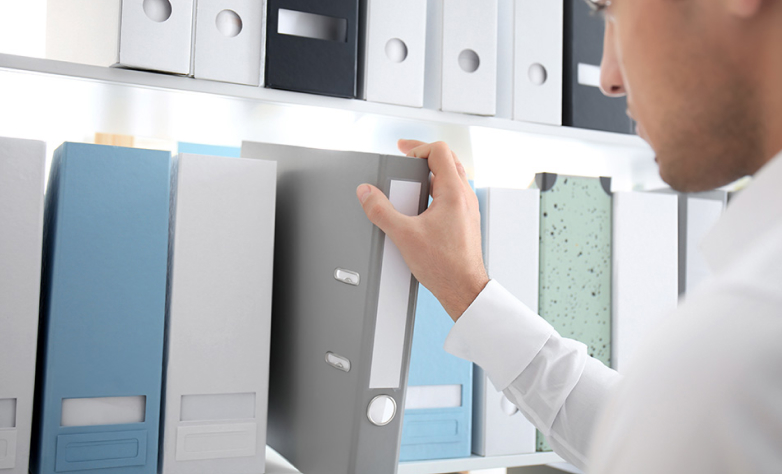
[
  {"x1": 242, "y1": 141, "x2": 429, "y2": 474},
  {"x1": 32, "y1": 143, "x2": 171, "y2": 474},
  {"x1": 0, "y1": 137, "x2": 46, "y2": 474}
]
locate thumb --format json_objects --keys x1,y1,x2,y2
[{"x1": 356, "y1": 184, "x2": 406, "y2": 237}]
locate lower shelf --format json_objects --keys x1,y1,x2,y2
[{"x1": 264, "y1": 445, "x2": 565, "y2": 474}]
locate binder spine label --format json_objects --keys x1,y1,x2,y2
[{"x1": 369, "y1": 179, "x2": 422, "y2": 389}]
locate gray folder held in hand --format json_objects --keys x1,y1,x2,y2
[{"x1": 241, "y1": 142, "x2": 430, "y2": 474}]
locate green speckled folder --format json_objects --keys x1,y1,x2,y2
[{"x1": 535, "y1": 174, "x2": 612, "y2": 451}]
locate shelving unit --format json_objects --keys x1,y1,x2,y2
[
  {"x1": 0, "y1": 53, "x2": 642, "y2": 148},
  {"x1": 263, "y1": 445, "x2": 565, "y2": 474},
  {"x1": 0, "y1": 52, "x2": 626, "y2": 474},
  {"x1": 0, "y1": 52, "x2": 662, "y2": 195}
]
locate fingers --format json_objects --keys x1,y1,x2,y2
[
  {"x1": 399, "y1": 139, "x2": 470, "y2": 190},
  {"x1": 404, "y1": 141, "x2": 461, "y2": 184},
  {"x1": 398, "y1": 139, "x2": 426, "y2": 155},
  {"x1": 356, "y1": 184, "x2": 409, "y2": 238}
]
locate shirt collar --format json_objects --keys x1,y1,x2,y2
[{"x1": 702, "y1": 149, "x2": 782, "y2": 273}]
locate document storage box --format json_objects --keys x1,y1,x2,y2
[
  {"x1": 0, "y1": 137, "x2": 46, "y2": 474},
  {"x1": 535, "y1": 173, "x2": 612, "y2": 451},
  {"x1": 193, "y1": 0, "x2": 266, "y2": 85},
  {"x1": 473, "y1": 187, "x2": 538, "y2": 456},
  {"x1": 513, "y1": 0, "x2": 563, "y2": 125},
  {"x1": 265, "y1": 0, "x2": 360, "y2": 97},
  {"x1": 612, "y1": 192, "x2": 678, "y2": 372},
  {"x1": 176, "y1": 142, "x2": 241, "y2": 158},
  {"x1": 441, "y1": 0, "x2": 498, "y2": 115},
  {"x1": 46, "y1": 0, "x2": 195, "y2": 75},
  {"x1": 678, "y1": 191, "x2": 727, "y2": 295},
  {"x1": 242, "y1": 141, "x2": 429, "y2": 474},
  {"x1": 359, "y1": 0, "x2": 427, "y2": 107},
  {"x1": 31, "y1": 143, "x2": 171, "y2": 474},
  {"x1": 160, "y1": 153, "x2": 276, "y2": 474},
  {"x1": 563, "y1": 0, "x2": 632, "y2": 133},
  {"x1": 400, "y1": 288, "x2": 472, "y2": 461}
]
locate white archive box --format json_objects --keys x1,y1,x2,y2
[
  {"x1": 680, "y1": 191, "x2": 727, "y2": 295},
  {"x1": 360, "y1": 0, "x2": 428, "y2": 107},
  {"x1": 46, "y1": 0, "x2": 194, "y2": 75},
  {"x1": 193, "y1": 0, "x2": 266, "y2": 85},
  {"x1": 473, "y1": 188, "x2": 539, "y2": 456},
  {"x1": 441, "y1": 0, "x2": 498, "y2": 116},
  {"x1": 160, "y1": 153, "x2": 277, "y2": 474},
  {"x1": 0, "y1": 137, "x2": 46, "y2": 474},
  {"x1": 612, "y1": 192, "x2": 679, "y2": 373},
  {"x1": 513, "y1": 0, "x2": 563, "y2": 125},
  {"x1": 494, "y1": 0, "x2": 514, "y2": 119}
]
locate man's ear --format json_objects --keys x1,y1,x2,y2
[{"x1": 725, "y1": 0, "x2": 763, "y2": 18}]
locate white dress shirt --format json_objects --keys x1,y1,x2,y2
[{"x1": 444, "y1": 151, "x2": 782, "y2": 473}]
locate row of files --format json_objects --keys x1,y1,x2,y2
[
  {"x1": 45, "y1": 0, "x2": 632, "y2": 133},
  {"x1": 0, "y1": 137, "x2": 726, "y2": 473}
]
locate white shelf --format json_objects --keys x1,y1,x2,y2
[
  {"x1": 264, "y1": 445, "x2": 564, "y2": 474},
  {"x1": 0, "y1": 53, "x2": 645, "y2": 149},
  {"x1": 398, "y1": 453, "x2": 565, "y2": 474}
]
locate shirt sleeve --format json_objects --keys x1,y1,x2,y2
[{"x1": 444, "y1": 279, "x2": 621, "y2": 470}]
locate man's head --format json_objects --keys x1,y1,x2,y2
[{"x1": 594, "y1": 0, "x2": 780, "y2": 192}]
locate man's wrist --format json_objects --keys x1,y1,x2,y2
[{"x1": 443, "y1": 274, "x2": 490, "y2": 322}]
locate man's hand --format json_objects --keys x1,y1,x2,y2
[{"x1": 356, "y1": 139, "x2": 489, "y2": 322}]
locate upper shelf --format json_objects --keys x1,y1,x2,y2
[{"x1": 0, "y1": 53, "x2": 646, "y2": 149}]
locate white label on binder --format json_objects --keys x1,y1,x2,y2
[
  {"x1": 0, "y1": 430, "x2": 17, "y2": 468},
  {"x1": 180, "y1": 393, "x2": 256, "y2": 422},
  {"x1": 369, "y1": 180, "x2": 421, "y2": 389},
  {"x1": 405, "y1": 385, "x2": 462, "y2": 409},
  {"x1": 578, "y1": 63, "x2": 602, "y2": 88},
  {"x1": 176, "y1": 422, "x2": 257, "y2": 461},
  {"x1": 0, "y1": 399, "x2": 16, "y2": 428},
  {"x1": 61, "y1": 396, "x2": 146, "y2": 427}
]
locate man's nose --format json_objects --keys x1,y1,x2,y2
[{"x1": 599, "y1": 21, "x2": 627, "y2": 98}]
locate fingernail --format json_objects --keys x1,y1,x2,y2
[{"x1": 358, "y1": 184, "x2": 371, "y2": 203}]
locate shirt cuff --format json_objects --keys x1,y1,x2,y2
[{"x1": 443, "y1": 279, "x2": 555, "y2": 391}]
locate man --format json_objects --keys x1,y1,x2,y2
[{"x1": 355, "y1": 0, "x2": 782, "y2": 472}]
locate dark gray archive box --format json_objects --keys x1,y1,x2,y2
[
  {"x1": 265, "y1": 0, "x2": 360, "y2": 97},
  {"x1": 564, "y1": 0, "x2": 634, "y2": 134}
]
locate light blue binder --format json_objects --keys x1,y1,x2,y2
[
  {"x1": 31, "y1": 143, "x2": 171, "y2": 474},
  {"x1": 176, "y1": 142, "x2": 240, "y2": 158},
  {"x1": 400, "y1": 189, "x2": 474, "y2": 461},
  {"x1": 399, "y1": 286, "x2": 473, "y2": 461}
]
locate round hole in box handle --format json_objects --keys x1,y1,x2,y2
[
  {"x1": 385, "y1": 38, "x2": 408, "y2": 63},
  {"x1": 528, "y1": 63, "x2": 548, "y2": 86},
  {"x1": 216, "y1": 10, "x2": 243, "y2": 37},
  {"x1": 143, "y1": 0, "x2": 172, "y2": 22},
  {"x1": 458, "y1": 49, "x2": 480, "y2": 73}
]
